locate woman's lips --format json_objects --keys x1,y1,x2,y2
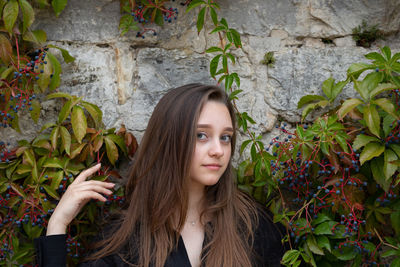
[{"x1": 203, "y1": 164, "x2": 222, "y2": 170}]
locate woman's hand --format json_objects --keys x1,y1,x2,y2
[{"x1": 46, "y1": 163, "x2": 115, "y2": 235}]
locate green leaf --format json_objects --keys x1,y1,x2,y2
[
  {"x1": 50, "y1": 170, "x2": 64, "y2": 190},
  {"x1": 196, "y1": 6, "x2": 206, "y2": 33},
  {"x1": 42, "y1": 184, "x2": 60, "y2": 199},
  {"x1": 105, "y1": 134, "x2": 127, "y2": 155},
  {"x1": 19, "y1": 0, "x2": 34, "y2": 33},
  {"x1": 369, "y1": 83, "x2": 397, "y2": 99},
  {"x1": 205, "y1": 46, "x2": 223, "y2": 53},
  {"x1": 306, "y1": 235, "x2": 324, "y2": 255},
  {"x1": 337, "y1": 98, "x2": 363, "y2": 120},
  {"x1": 322, "y1": 77, "x2": 334, "y2": 99},
  {"x1": 230, "y1": 28, "x2": 241, "y2": 48},
  {"x1": 47, "y1": 52, "x2": 62, "y2": 90},
  {"x1": 11, "y1": 113, "x2": 21, "y2": 132},
  {"x1": 16, "y1": 164, "x2": 31, "y2": 175},
  {"x1": 390, "y1": 144, "x2": 400, "y2": 158},
  {"x1": 226, "y1": 53, "x2": 235, "y2": 64},
  {"x1": 220, "y1": 18, "x2": 228, "y2": 28},
  {"x1": 297, "y1": 95, "x2": 326, "y2": 109},
  {"x1": 301, "y1": 103, "x2": 318, "y2": 120},
  {"x1": 384, "y1": 149, "x2": 398, "y2": 180},
  {"x1": 353, "y1": 79, "x2": 368, "y2": 101},
  {"x1": 383, "y1": 114, "x2": 396, "y2": 137},
  {"x1": 81, "y1": 101, "x2": 103, "y2": 129},
  {"x1": 316, "y1": 235, "x2": 331, "y2": 252},
  {"x1": 335, "y1": 134, "x2": 349, "y2": 153},
  {"x1": 51, "y1": 0, "x2": 67, "y2": 17},
  {"x1": 23, "y1": 149, "x2": 36, "y2": 167},
  {"x1": 222, "y1": 55, "x2": 228, "y2": 73},
  {"x1": 59, "y1": 126, "x2": 71, "y2": 155},
  {"x1": 373, "y1": 98, "x2": 398, "y2": 119},
  {"x1": 70, "y1": 143, "x2": 86, "y2": 159},
  {"x1": 209, "y1": 54, "x2": 221, "y2": 78},
  {"x1": 364, "y1": 104, "x2": 381, "y2": 138},
  {"x1": 1, "y1": 66, "x2": 14, "y2": 79},
  {"x1": 210, "y1": 25, "x2": 226, "y2": 34},
  {"x1": 71, "y1": 106, "x2": 87, "y2": 143},
  {"x1": 332, "y1": 246, "x2": 357, "y2": 261},
  {"x1": 0, "y1": 1, "x2": 6, "y2": 17},
  {"x1": 154, "y1": 8, "x2": 163, "y2": 26},
  {"x1": 29, "y1": 99, "x2": 41, "y2": 123},
  {"x1": 314, "y1": 221, "x2": 334, "y2": 235},
  {"x1": 360, "y1": 72, "x2": 383, "y2": 100},
  {"x1": 282, "y1": 250, "x2": 301, "y2": 265},
  {"x1": 240, "y1": 140, "x2": 252, "y2": 155},
  {"x1": 229, "y1": 89, "x2": 243, "y2": 100},
  {"x1": 58, "y1": 99, "x2": 73, "y2": 123},
  {"x1": 390, "y1": 52, "x2": 400, "y2": 65},
  {"x1": 50, "y1": 126, "x2": 60, "y2": 150},
  {"x1": 365, "y1": 51, "x2": 386, "y2": 63},
  {"x1": 371, "y1": 157, "x2": 391, "y2": 192},
  {"x1": 381, "y1": 46, "x2": 391, "y2": 61},
  {"x1": 381, "y1": 249, "x2": 400, "y2": 258},
  {"x1": 210, "y1": 6, "x2": 218, "y2": 25},
  {"x1": 185, "y1": 0, "x2": 205, "y2": 13},
  {"x1": 3, "y1": 0, "x2": 18, "y2": 33},
  {"x1": 22, "y1": 29, "x2": 47, "y2": 44},
  {"x1": 311, "y1": 214, "x2": 331, "y2": 226},
  {"x1": 0, "y1": 34, "x2": 12, "y2": 64},
  {"x1": 231, "y1": 73, "x2": 240, "y2": 87},
  {"x1": 6, "y1": 160, "x2": 20, "y2": 178},
  {"x1": 104, "y1": 136, "x2": 118, "y2": 165},
  {"x1": 347, "y1": 63, "x2": 374, "y2": 79},
  {"x1": 353, "y1": 134, "x2": 380, "y2": 150},
  {"x1": 11, "y1": 182, "x2": 26, "y2": 198},
  {"x1": 43, "y1": 157, "x2": 63, "y2": 168},
  {"x1": 390, "y1": 210, "x2": 400, "y2": 236},
  {"x1": 47, "y1": 44, "x2": 75, "y2": 63},
  {"x1": 37, "y1": 54, "x2": 53, "y2": 91},
  {"x1": 360, "y1": 142, "x2": 384, "y2": 165},
  {"x1": 331, "y1": 80, "x2": 347, "y2": 100}
]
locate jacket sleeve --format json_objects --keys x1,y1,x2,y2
[
  {"x1": 34, "y1": 235, "x2": 120, "y2": 267},
  {"x1": 34, "y1": 235, "x2": 67, "y2": 267}
]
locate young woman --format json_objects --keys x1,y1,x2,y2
[{"x1": 35, "y1": 84, "x2": 284, "y2": 267}]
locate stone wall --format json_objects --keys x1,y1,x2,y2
[{"x1": 1, "y1": 0, "x2": 400, "y2": 159}]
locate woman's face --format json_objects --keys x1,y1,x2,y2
[{"x1": 189, "y1": 100, "x2": 233, "y2": 188}]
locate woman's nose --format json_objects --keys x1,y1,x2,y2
[{"x1": 209, "y1": 139, "x2": 224, "y2": 157}]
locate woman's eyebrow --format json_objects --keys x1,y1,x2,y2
[{"x1": 197, "y1": 124, "x2": 234, "y2": 132}]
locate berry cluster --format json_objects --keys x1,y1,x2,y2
[
  {"x1": 130, "y1": 2, "x2": 181, "y2": 38},
  {"x1": 0, "y1": 142, "x2": 14, "y2": 163},
  {"x1": 0, "y1": 46, "x2": 49, "y2": 129}
]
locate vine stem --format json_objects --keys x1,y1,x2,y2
[
  {"x1": 373, "y1": 228, "x2": 399, "y2": 250},
  {"x1": 15, "y1": 37, "x2": 20, "y2": 70},
  {"x1": 214, "y1": 31, "x2": 264, "y2": 159}
]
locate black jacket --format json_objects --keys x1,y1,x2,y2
[{"x1": 34, "y1": 211, "x2": 285, "y2": 267}]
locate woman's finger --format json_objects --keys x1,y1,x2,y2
[
  {"x1": 73, "y1": 184, "x2": 114, "y2": 196},
  {"x1": 74, "y1": 163, "x2": 102, "y2": 183}
]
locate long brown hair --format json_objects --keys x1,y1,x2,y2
[{"x1": 88, "y1": 84, "x2": 259, "y2": 266}]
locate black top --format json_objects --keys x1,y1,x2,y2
[{"x1": 34, "y1": 212, "x2": 285, "y2": 267}]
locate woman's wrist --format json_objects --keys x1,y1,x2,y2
[{"x1": 46, "y1": 217, "x2": 68, "y2": 235}]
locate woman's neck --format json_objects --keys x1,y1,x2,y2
[{"x1": 186, "y1": 182, "x2": 206, "y2": 223}]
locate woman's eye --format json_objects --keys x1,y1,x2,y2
[
  {"x1": 221, "y1": 135, "x2": 232, "y2": 143},
  {"x1": 197, "y1": 132, "x2": 207, "y2": 140}
]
